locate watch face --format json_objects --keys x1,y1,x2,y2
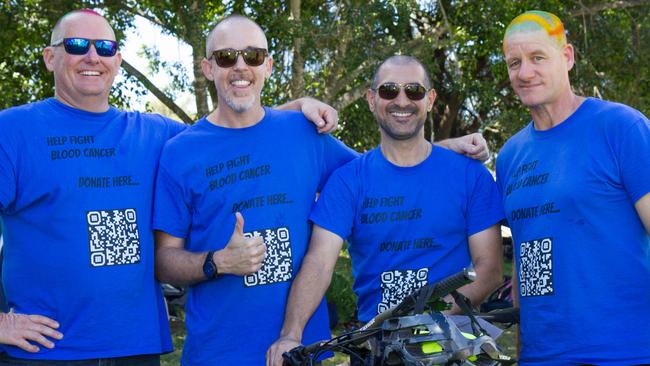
[{"x1": 203, "y1": 254, "x2": 216, "y2": 278}]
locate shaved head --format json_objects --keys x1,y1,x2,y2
[
  {"x1": 50, "y1": 9, "x2": 114, "y2": 45},
  {"x1": 205, "y1": 15, "x2": 268, "y2": 57},
  {"x1": 503, "y1": 10, "x2": 566, "y2": 50},
  {"x1": 371, "y1": 55, "x2": 432, "y2": 90}
]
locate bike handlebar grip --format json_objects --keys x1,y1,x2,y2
[
  {"x1": 282, "y1": 347, "x2": 304, "y2": 366},
  {"x1": 428, "y1": 268, "x2": 476, "y2": 300}
]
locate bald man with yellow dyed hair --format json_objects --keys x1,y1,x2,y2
[{"x1": 495, "y1": 10, "x2": 650, "y2": 365}]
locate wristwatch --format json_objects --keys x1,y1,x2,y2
[{"x1": 202, "y1": 250, "x2": 219, "y2": 279}]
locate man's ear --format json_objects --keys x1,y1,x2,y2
[
  {"x1": 43, "y1": 47, "x2": 56, "y2": 72},
  {"x1": 201, "y1": 58, "x2": 214, "y2": 81},
  {"x1": 563, "y1": 43, "x2": 575, "y2": 72},
  {"x1": 366, "y1": 89, "x2": 376, "y2": 113},
  {"x1": 264, "y1": 56, "x2": 273, "y2": 79},
  {"x1": 426, "y1": 88, "x2": 437, "y2": 112}
]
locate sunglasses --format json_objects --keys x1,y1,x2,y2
[
  {"x1": 210, "y1": 47, "x2": 268, "y2": 68},
  {"x1": 373, "y1": 82, "x2": 429, "y2": 101},
  {"x1": 51, "y1": 38, "x2": 118, "y2": 57}
]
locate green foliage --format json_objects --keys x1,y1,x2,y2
[
  {"x1": 1, "y1": 1, "x2": 649, "y2": 148},
  {"x1": 325, "y1": 247, "x2": 357, "y2": 324}
]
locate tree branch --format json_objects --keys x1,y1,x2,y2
[
  {"x1": 571, "y1": 0, "x2": 650, "y2": 16},
  {"x1": 121, "y1": 59, "x2": 193, "y2": 124},
  {"x1": 333, "y1": 84, "x2": 367, "y2": 111}
]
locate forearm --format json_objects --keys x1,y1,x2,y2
[
  {"x1": 280, "y1": 251, "x2": 336, "y2": 341},
  {"x1": 447, "y1": 224, "x2": 502, "y2": 313},
  {"x1": 457, "y1": 256, "x2": 503, "y2": 309},
  {"x1": 155, "y1": 245, "x2": 208, "y2": 286},
  {"x1": 275, "y1": 98, "x2": 305, "y2": 111},
  {"x1": 433, "y1": 138, "x2": 453, "y2": 149}
]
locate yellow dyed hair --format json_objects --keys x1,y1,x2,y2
[{"x1": 503, "y1": 10, "x2": 566, "y2": 49}]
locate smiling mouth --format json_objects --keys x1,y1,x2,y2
[
  {"x1": 231, "y1": 79, "x2": 251, "y2": 87},
  {"x1": 390, "y1": 111, "x2": 413, "y2": 118},
  {"x1": 79, "y1": 71, "x2": 101, "y2": 76},
  {"x1": 519, "y1": 84, "x2": 542, "y2": 89}
]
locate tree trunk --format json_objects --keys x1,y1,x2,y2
[
  {"x1": 435, "y1": 92, "x2": 462, "y2": 140},
  {"x1": 289, "y1": 0, "x2": 305, "y2": 99},
  {"x1": 187, "y1": 1, "x2": 210, "y2": 117}
]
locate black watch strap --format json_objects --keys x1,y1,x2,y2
[{"x1": 203, "y1": 250, "x2": 219, "y2": 279}]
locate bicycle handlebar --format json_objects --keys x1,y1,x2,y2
[
  {"x1": 477, "y1": 307, "x2": 519, "y2": 324},
  {"x1": 359, "y1": 267, "x2": 476, "y2": 331},
  {"x1": 283, "y1": 268, "x2": 477, "y2": 365}
]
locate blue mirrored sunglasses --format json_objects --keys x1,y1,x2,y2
[{"x1": 51, "y1": 38, "x2": 118, "y2": 57}]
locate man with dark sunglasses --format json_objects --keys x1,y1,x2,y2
[
  {"x1": 0, "y1": 8, "x2": 351, "y2": 366},
  {"x1": 267, "y1": 55, "x2": 505, "y2": 366}
]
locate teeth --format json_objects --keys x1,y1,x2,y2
[
  {"x1": 80, "y1": 71, "x2": 100, "y2": 76},
  {"x1": 231, "y1": 80, "x2": 251, "y2": 86},
  {"x1": 391, "y1": 112, "x2": 412, "y2": 117}
]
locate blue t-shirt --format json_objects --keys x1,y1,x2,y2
[
  {"x1": 310, "y1": 145, "x2": 504, "y2": 322},
  {"x1": 0, "y1": 98, "x2": 185, "y2": 359},
  {"x1": 152, "y1": 108, "x2": 357, "y2": 366},
  {"x1": 496, "y1": 98, "x2": 650, "y2": 365}
]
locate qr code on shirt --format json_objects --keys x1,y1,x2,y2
[
  {"x1": 519, "y1": 237, "x2": 553, "y2": 296},
  {"x1": 243, "y1": 226, "x2": 293, "y2": 287},
  {"x1": 87, "y1": 208, "x2": 141, "y2": 267},
  {"x1": 377, "y1": 268, "x2": 429, "y2": 314}
]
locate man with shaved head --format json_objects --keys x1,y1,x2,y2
[
  {"x1": 152, "y1": 15, "x2": 357, "y2": 365},
  {"x1": 266, "y1": 55, "x2": 504, "y2": 366},
  {"x1": 497, "y1": 10, "x2": 650, "y2": 364},
  {"x1": 0, "y1": 9, "x2": 181, "y2": 365},
  {"x1": 0, "y1": 9, "x2": 346, "y2": 366}
]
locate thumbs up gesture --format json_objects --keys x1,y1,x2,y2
[{"x1": 214, "y1": 212, "x2": 266, "y2": 275}]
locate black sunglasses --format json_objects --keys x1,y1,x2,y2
[
  {"x1": 51, "y1": 38, "x2": 118, "y2": 57},
  {"x1": 373, "y1": 82, "x2": 429, "y2": 101},
  {"x1": 210, "y1": 47, "x2": 268, "y2": 68}
]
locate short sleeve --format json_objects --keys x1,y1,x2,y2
[
  {"x1": 0, "y1": 137, "x2": 16, "y2": 212},
  {"x1": 152, "y1": 164, "x2": 192, "y2": 238},
  {"x1": 619, "y1": 117, "x2": 650, "y2": 203},
  {"x1": 317, "y1": 135, "x2": 358, "y2": 191},
  {"x1": 465, "y1": 162, "x2": 505, "y2": 236},
  {"x1": 309, "y1": 164, "x2": 358, "y2": 241}
]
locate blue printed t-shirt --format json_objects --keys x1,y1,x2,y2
[
  {"x1": 0, "y1": 98, "x2": 185, "y2": 359},
  {"x1": 152, "y1": 108, "x2": 357, "y2": 366},
  {"x1": 310, "y1": 145, "x2": 504, "y2": 322},
  {"x1": 496, "y1": 98, "x2": 650, "y2": 365}
]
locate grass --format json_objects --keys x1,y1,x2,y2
[{"x1": 161, "y1": 317, "x2": 184, "y2": 366}]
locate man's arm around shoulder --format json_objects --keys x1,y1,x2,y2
[
  {"x1": 275, "y1": 97, "x2": 338, "y2": 134},
  {"x1": 266, "y1": 225, "x2": 344, "y2": 366},
  {"x1": 435, "y1": 133, "x2": 490, "y2": 162}
]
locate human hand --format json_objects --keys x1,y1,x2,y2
[
  {"x1": 214, "y1": 212, "x2": 266, "y2": 275},
  {"x1": 266, "y1": 335, "x2": 302, "y2": 366},
  {"x1": 447, "y1": 133, "x2": 490, "y2": 162},
  {"x1": 0, "y1": 309, "x2": 63, "y2": 352},
  {"x1": 299, "y1": 97, "x2": 338, "y2": 134}
]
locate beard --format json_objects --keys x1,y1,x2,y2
[
  {"x1": 223, "y1": 93, "x2": 256, "y2": 113},
  {"x1": 375, "y1": 106, "x2": 426, "y2": 141}
]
